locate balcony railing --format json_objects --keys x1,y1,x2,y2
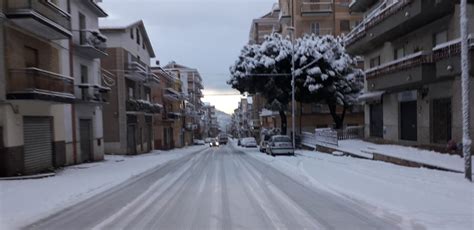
[
  {"x1": 5, "y1": 0, "x2": 71, "y2": 31},
  {"x1": 7, "y1": 67, "x2": 74, "y2": 102},
  {"x1": 345, "y1": 0, "x2": 412, "y2": 47},
  {"x1": 365, "y1": 51, "x2": 432, "y2": 79},
  {"x1": 433, "y1": 37, "x2": 474, "y2": 62},
  {"x1": 125, "y1": 61, "x2": 148, "y2": 81},
  {"x1": 301, "y1": 0, "x2": 333, "y2": 15},
  {"x1": 73, "y1": 30, "x2": 107, "y2": 58},
  {"x1": 126, "y1": 99, "x2": 162, "y2": 113}
]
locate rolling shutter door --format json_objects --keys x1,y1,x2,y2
[{"x1": 23, "y1": 117, "x2": 53, "y2": 174}]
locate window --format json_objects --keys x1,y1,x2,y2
[
  {"x1": 80, "y1": 65, "x2": 88, "y2": 83},
  {"x1": 136, "y1": 28, "x2": 140, "y2": 45},
  {"x1": 310, "y1": 22, "x2": 320, "y2": 35},
  {"x1": 79, "y1": 13, "x2": 86, "y2": 44},
  {"x1": 128, "y1": 87, "x2": 134, "y2": 99},
  {"x1": 369, "y1": 56, "x2": 380, "y2": 68},
  {"x1": 340, "y1": 20, "x2": 350, "y2": 33},
  {"x1": 130, "y1": 28, "x2": 134, "y2": 39},
  {"x1": 394, "y1": 47, "x2": 405, "y2": 60},
  {"x1": 433, "y1": 30, "x2": 447, "y2": 47},
  {"x1": 24, "y1": 46, "x2": 39, "y2": 68}
]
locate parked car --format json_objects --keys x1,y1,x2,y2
[
  {"x1": 259, "y1": 134, "x2": 271, "y2": 153},
  {"x1": 209, "y1": 138, "x2": 219, "y2": 147},
  {"x1": 218, "y1": 134, "x2": 228, "y2": 145},
  {"x1": 193, "y1": 139, "x2": 205, "y2": 145},
  {"x1": 266, "y1": 135, "x2": 294, "y2": 156},
  {"x1": 241, "y1": 137, "x2": 257, "y2": 148}
]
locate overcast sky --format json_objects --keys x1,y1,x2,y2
[{"x1": 99, "y1": 0, "x2": 276, "y2": 114}]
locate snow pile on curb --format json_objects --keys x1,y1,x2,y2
[
  {"x1": 0, "y1": 146, "x2": 205, "y2": 230},
  {"x1": 339, "y1": 139, "x2": 470, "y2": 172}
]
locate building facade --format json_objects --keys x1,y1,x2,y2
[
  {"x1": 100, "y1": 20, "x2": 159, "y2": 155},
  {"x1": 163, "y1": 62, "x2": 204, "y2": 143},
  {"x1": 1, "y1": 0, "x2": 75, "y2": 176},
  {"x1": 70, "y1": 0, "x2": 109, "y2": 163},
  {"x1": 151, "y1": 67, "x2": 183, "y2": 150},
  {"x1": 348, "y1": 0, "x2": 474, "y2": 151}
]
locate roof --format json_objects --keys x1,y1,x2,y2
[{"x1": 100, "y1": 20, "x2": 156, "y2": 58}]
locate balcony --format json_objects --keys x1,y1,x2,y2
[
  {"x1": 433, "y1": 37, "x2": 474, "y2": 79},
  {"x1": 345, "y1": 0, "x2": 455, "y2": 54},
  {"x1": 76, "y1": 83, "x2": 110, "y2": 103},
  {"x1": 7, "y1": 67, "x2": 74, "y2": 102},
  {"x1": 301, "y1": 0, "x2": 333, "y2": 16},
  {"x1": 125, "y1": 61, "x2": 148, "y2": 82},
  {"x1": 4, "y1": 0, "x2": 71, "y2": 40},
  {"x1": 164, "y1": 88, "x2": 183, "y2": 102},
  {"x1": 74, "y1": 30, "x2": 107, "y2": 59},
  {"x1": 365, "y1": 51, "x2": 435, "y2": 91},
  {"x1": 349, "y1": 0, "x2": 377, "y2": 12},
  {"x1": 167, "y1": 112, "x2": 182, "y2": 120},
  {"x1": 126, "y1": 99, "x2": 162, "y2": 114}
]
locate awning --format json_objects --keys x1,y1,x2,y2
[{"x1": 358, "y1": 91, "x2": 385, "y2": 103}]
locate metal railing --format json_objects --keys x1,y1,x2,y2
[
  {"x1": 336, "y1": 126, "x2": 364, "y2": 140},
  {"x1": 345, "y1": 0, "x2": 413, "y2": 46},
  {"x1": 365, "y1": 51, "x2": 432, "y2": 79},
  {"x1": 8, "y1": 67, "x2": 74, "y2": 96},
  {"x1": 5, "y1": 0, "x2": 71, "y2": 30}
]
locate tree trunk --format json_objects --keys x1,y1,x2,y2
[
  {"x1": 279, "y1": 110, "x2": 287, "y2": 135},
  {"x1": 328, "y1": 103, "x2": 344, "y2": 130}
]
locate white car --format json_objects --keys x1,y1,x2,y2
[
  {"x1": 241, "y1": 137, "x2": 257, "y2": 148},
  {"x1": 266, "y1": 135, "x2": 294, "y2": 156},
  {"x1": 193, "y1": 139, "x2": 205, "y2": 145}
]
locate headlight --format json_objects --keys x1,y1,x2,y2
[{"x1": 216, "y1": 142, "x2": 219, "y2": 146}]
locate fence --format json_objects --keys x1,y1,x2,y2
[
  {"x1": 300, "y1": 126, "x2": 364, "y2": 148},
  {"x1": 337, "y1": 126, "x2": 364, "y2": 140}
]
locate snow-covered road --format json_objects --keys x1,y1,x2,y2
[{"x1": 25, "y1": 144, "x2": 400, "y2": 230}]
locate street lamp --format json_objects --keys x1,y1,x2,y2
[{"x1": 288, "y1": 26, "x2": 296, "y2": 150}]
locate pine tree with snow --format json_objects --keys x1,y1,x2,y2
[
  {"x1": 293, "y1": 34, "x2": 364, "y2": 129},
  {"x1": 228, "y1": 33, "x2": 293, "y2": 135}
]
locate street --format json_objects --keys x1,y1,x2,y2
[{"x1": 27, "y1": 144, "x2": 400, "y2": 230}]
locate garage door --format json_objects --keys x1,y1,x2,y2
[{"x1": 23, "y1": 117, "x2": 53, "y2": 174}]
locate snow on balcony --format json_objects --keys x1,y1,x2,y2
[{"x1": 365, "y1": 51, "x2": 432, "y2": 79}]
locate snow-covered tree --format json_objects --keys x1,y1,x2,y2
[
  {"x1": 293, "y1": 34, "x2": 364, "y2": 129},
  {"x1": 228, "y1": 34, "x2": 293, "y2": 135}
]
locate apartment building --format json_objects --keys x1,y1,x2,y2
[
  {"x1": 202, "y1": 104, "x2": 219, "y2": 138},
  {"x1": 151, "y1": 67, "x2": 184, "y2": 149},
  {"x1": 163, "y1": 62, "x2": 204, "y2": 143},
  {"x1": 249, "y1": 3, "x2": 281, "y2": 44},
  {"x1": 279, "y1": 0, "x2": 362, "y2": 37},
  {"x1": 69, "y1": 0, "x2": 109, "y2": 163},
  {"x1": 348, "y1": 0, "x2": 474, "y2": 151},
  {"x1": 100, "y1": 20, "x2": 159, "y2": 155},
  {"x1": 0, "y1": 0, "x2": 73, "y2": 176}
]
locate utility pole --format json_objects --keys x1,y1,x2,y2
[
  {"x1": 460, "y1": 0, "x2": 472, "y2": 181},
  {"x1": 288, "y1": 27, "x2": 296, "y2": 150}
]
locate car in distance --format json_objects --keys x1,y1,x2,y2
[
  {"x1": 266, "y1": 135, "x2": 294, "y2": 156},
  {"x1": 218, "y1": 134, "x2": 228, "y2": 145},
  {"x1": 241, "y1": 137, "x2": 257, "y2": 148},
  {"x1": 193, "y1": 139, "x2": 205, "y2": 145},
  {"x1": 204, "y1": 137, "x2": 213, "y2": 143},
  {"x1": 209, "y1": 138, "x2": 219, "y2": 147}
]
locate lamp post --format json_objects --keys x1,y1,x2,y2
[
  {"x1": 460, "y1": 0, "x2": 472, "y2": 181},
  {"x1": 288, "y1": 27, "x2": 296, "y2": 149}
]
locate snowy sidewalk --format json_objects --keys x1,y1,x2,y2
[
  {"x1": 337, "y1": 140, "x2": 471, "y2": 173},
  {"x1": 242, "y1": 146, "x2": 474, "y2": 230},
  {"x1": 0, "y1": 146, "x2": 206, "y2": 230}
]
